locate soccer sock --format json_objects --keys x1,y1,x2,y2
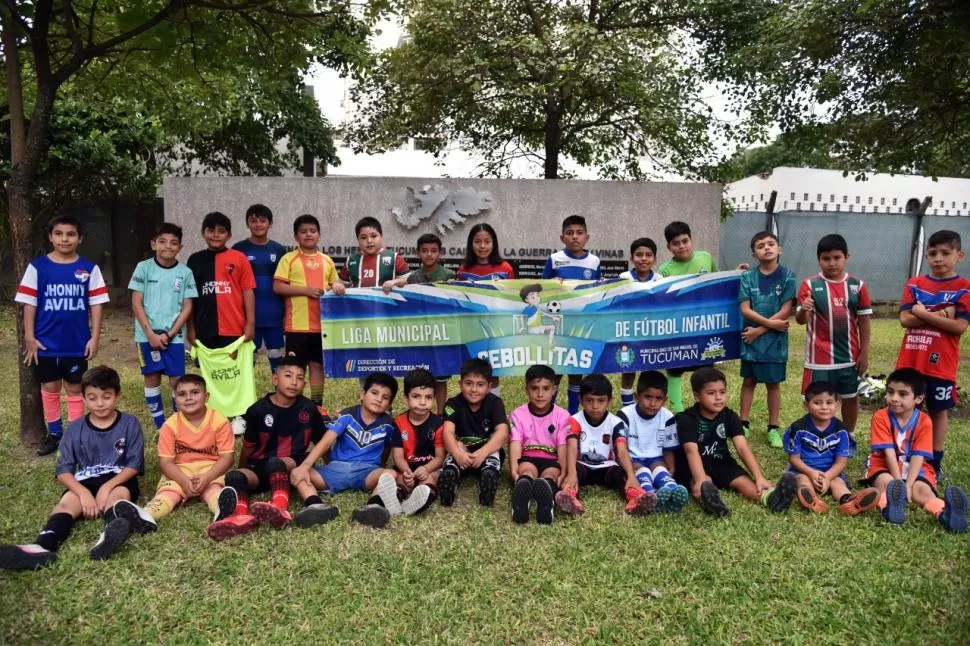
[
  {"x1": 740, "y1": 419, "x2": 750, "y2": 431},
  {"x1": 40, "y1": 389, "x2": 63, "y2": 437},
  {"x1": 767, "y1": 424, "x2": 779, "y2": 434},
  {"x1": 620, "y1": 388, "x2": 635, "y2": 407},
  {"x1": 35, "y1": 513, "x2": 74, "y2": 552},
  {"x1": 66, "y1": 394, "x2": 84, "y2": 423},
  {"x1": 924, "y1": 497, "x2": 945, "y2": 518},
  {"x1": 225, "y1": 470, "x2": 250, "y2": 516},
  {"x1": 651, "y1": 466, "x2": 676, "y2": 489},
  {"x1": 567, "y1": 385, "x2": 581, "y2": 415},
  {"x1": 304, "y1": 495, "x2": 323, "y2": 507},
  {"x1": 268, "y1": 458, "x2": 290, "y2": 511},
  {"x1": 266, "y1": 348, "x2": 283, "y2": 373},
  {"x1": 543, "y1": 477, "x2": 559, "y2": 495},
  {"x1": 933, "y1": 450, "x2": 945, "y2": 470},
  {"x1": 490, "y1": 385, "x2": 502, "y2": 397},
  {"x1": 144, "y1": 386, "x2": 166, "y2": 429},
  {"x1": 145, "y1": 493, "x2": 177, "y2": 521},
  {"x1": 666, "y1": 374, "x2": 683, "y2": 413},
  {"x1": 309, "y1": 384, "x2": 324, "y2": 406},
  {"x1": 634, "y1": 467, "x2": 656, "y2": 493},
  {"x1": 759, "y1": 488, "x2": 775, "y2": 507}
]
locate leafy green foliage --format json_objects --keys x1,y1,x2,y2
[{"x1": 716, "y1": 127, "x2": 842, "y2": 183}]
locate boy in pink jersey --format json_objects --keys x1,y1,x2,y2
[
  {"x1": 508, "y1": 364, "x2": 578, "y2": 525},
  {"x1": 896, "y1": 230, "x2": 970, "y2": 478},
  {"x1": 795, "y1": 234, "x2": 872, "y2": 441}
]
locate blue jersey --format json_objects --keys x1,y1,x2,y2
[
  {"x1": 542, "y1": 249, "x2": 600, "y2": 280},
  {"x1": 233, "y1": 239, "x2": 286, "y2": 328},
  {"x1": 15, "y1": 255, "x2": 109, "y2": 357},
  {"x1": 328, "y1": 405, "x2": 396, "y2": 465},
  {"x1": 783, "y1": 414, "x2": 853, "y2": 472}
]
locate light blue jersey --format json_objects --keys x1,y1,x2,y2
[{"x1": 128, "y1": 258, "x2": 198, "y2": 343}]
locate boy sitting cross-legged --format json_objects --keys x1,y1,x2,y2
[
  {"x1": 206, "y1": 357, "x2": 340, "y2": 537},
  {"x1": 389, "y1": 368, "x2": 443, "y2": 516},
  {"x1": 667, "y1": 367, "x2": 798, "y2": 517}
]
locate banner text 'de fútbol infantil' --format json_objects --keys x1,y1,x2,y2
[{"x1": 322, "y1": 273, "x2": 742, "y2": 378}]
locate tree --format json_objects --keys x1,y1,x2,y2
[
  {"x1": 347, "y1": 0, "x2": 764, "y2": 180},
  {"x1": 1, "y1": 1, "x2": 378, "y2": 445},
  {"x1": 716, "y1": 127, "x2": 840, "y2": 183}
]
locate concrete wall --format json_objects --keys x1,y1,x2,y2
[{"x1": 164, "y1": 176, "x2": 722, "y2": 278}]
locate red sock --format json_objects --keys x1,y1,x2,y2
[
  {"x1": 270, "y1": 471, "x2": 290, "y2": 511},
  {"x1": 234, "y1": 490, "x2": 249, "y2": 516}
]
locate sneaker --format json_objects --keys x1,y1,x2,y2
[
  {"x1": 251, "y1": 502, "x2": 292, "y2": 529},
  {"x1": 36, "y1": 434, "x2": 60, "y2": 457},
  {"x1": 89, "y1": 518, "x2": 131, "y2": 561},
  {"x1": 657, "y1": 484, "x2": 689, "y2": 513},
  {"x1": 624, "y1": 487, "x2": 657, "y2": 516},
  {"x1": 940, "y1": 486, "x2": 968, "y2": 533},
  {"x1": 401, "y1": 485, "x2": 432, "y2": 516},
  {"x1": 0, "y1": 544, "x2": 57, "y2": 570},
  {"x1": 351, "y1": 504, "x2": 391, "y2": 529},
  {"x1": 375, "y1": 473, "x2": 404, "y2": 516},
  {"x1": 765, "y1": 472, "x2": 798, "y2": 512},
  {"x1": 767, "y1": 428, "x2": 783, "y2": 449},
  {"x1": 438, "y1": 467, "x2": 459, "y2": 507},
  {"x1": 511, "y1": 478, "x2": 533, "y2": 524},
  {"x1": 554, "y1": 489, "x2": 585, "y2": 517},
  {"x1": 882, "y1": 478, "x2": 907, "y2": 525},
  {"x1": 294, "y1": 503, "x2": 339, "y2": 528},
  {"x1": 532, "y1": 479, "x2": 555, "y2": 525},
  {"x1": 206, "y1": 514, "x2": 259, "y2": 541},
  {"x1": 839, "y1": 488, "x2": 879, "y2": 516},
  {"x1": 796, "y1": 486, "x2": 828, "y2": 513},
  {"x1": 699, "y1": 481, "x2": 731, "y2": 517},
  {"x1": 231, "y1": 416, "x2": 246, "y2": 436},
  {"x1": 479, "y1": 468, "x2": 499, "y2": 507},
  {"x1": 214, "y1": 487, "x2": 238, "y2": 522},
  {"x1": 112, "y1": 500, "x2": 158, "y2": 534}
]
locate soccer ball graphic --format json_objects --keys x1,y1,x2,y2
[{"x1": 546, "y1": 301, "x2": 562, "y2": 314}]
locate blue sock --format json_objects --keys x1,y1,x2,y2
[
  {"x1": 652, "y1": 467, "x2": 676, "y2": 489},
  {"x1": 567, "y1": 385, "x2": 581, "y2": 415},
  {"x1": 620, "y1": 388, "x2": 635, "y2": 407},
  {"x1": 145, "y1": 386, "x2": 165, "y2": 429},
  {"x1": 635, "y1": 467, "x2": 656, "y2": 493},
  {"x1": 934, "y1": 450, "x2": 945, "y2": 469},
  {"x1": 47, "y1": 418, "x2": 63, "y2": 437}
]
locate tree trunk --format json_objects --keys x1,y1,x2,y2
[{"x1": 543, "y1": 99, "x2": 562, "y2": 179}]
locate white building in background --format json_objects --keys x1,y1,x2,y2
[{"x1": 726, "y1": 166, "x2": 970, "y2": 216}]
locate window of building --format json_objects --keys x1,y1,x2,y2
[
  {"x1": 817, "y1": 193, "x2": 822, "y2": 202},
  {"x1": 892, "y1": 198, "x2": 897, "y2": 206},
  {"x1": 810, "y1": 203, "x2": 815, "y2": 211},
  {"x1": 855, "y1": 196, "x2": 861, "y2": 203},
  {"x1": 835, "y1": 204, "x2": 840, "y2": 212},
  {"x1": 868, "y1": 196, "x2": 873, "y2": 205},
  {"x1": 822, "y1": 203, "x2": 828, "y2": 211},
  {"x1": 796, "y1": 202, "x2": 802, "y2": 210},
  {"x1": 843, "y1": 195, "x2": 848, "y2": 203},
  {"x1": 803, "y1": 193, "x2": 809, "y2": 201},
  {"x1": 880, "y1": 197, "x2": 885, "y2": 205},
  {"x1": 830, "y1": 194, "x2": 835, "y2": 202},
  {"x1": 790, "y1": 192, "x2": 795, "y2": 200},
  {"x1": 861, "y1": 205, "x2": 866, "y2": 212}
]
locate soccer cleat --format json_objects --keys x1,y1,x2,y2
[
  {"x1": 839, "y1": 488, "x2": 880, "y2": 516},
  {"x1": 438, "y1": 467, "x2": 459, "y2": 507},
  {"x1": 796, "y1": 486, "x2": 828, "y2": 513},
  {"x1": 375, "y1": 473, "x2": 404, "y2": 516},
  {"x1": 251, "y1": 502, "x2": 292, "y2": 529},
  {"x1": 206, "y1": 514, "x2": 259, "y2": 541},
  {"x1": 231, "y1": 416, "x2": 246, "y2": 436},
  {"x1": 89, "y1": 518, "x2": 132, "y2": 561},
  {"x1": 554, "y1": 489, "x2": 585, "y2": 517},
  {"x1": 699, "y1": 481, "x2": 731, "y2": 517},
  {"x1": 351, "y1": 504, "x2": 391, "y2": 529},
  {"x1": 401, "y1": 485, "x2": 432, "y2": 516},
  {"x1": 882, "y1": 478, "x2": 908, "y2": 525},
  {"x1": 36, "y1": 434, "x2": 60, "y2": 457},
  {"x1": 765, "y1": 472, "x2": 798, "y2": 512},
  {"x1": 294, "y1": 503, "x2": 339, "y2": 528},
  {"x1": 479, "y1": 468, "x2": 499, "y2": 507},
  {"x1": 624, "y1": 487, "x2": 657, "y2": 516},
  {"x1": 511, "y1": 478, "x2": 533, "y2": 524},
  {"x1": 940, "y1": 486, "x2": 968, "y2": 534},
  {"x1": 0, "y1": 544, "x2": 57, "y2": 571},
  {"x1": 214, "y1": 487, "x2": 238, "y2": 522},
  {"x1": 112, "y1": 499, "x2": 158, "y2": 534},
  {"x1": 657, "y1": 484, "x2": 689, "y2": 513},
  {"x1": 767, "y1": 428, "x2": 783, "y2": 449},
  {"x1": 532, "y1": 478, "x2": 555, "y2": 525}
]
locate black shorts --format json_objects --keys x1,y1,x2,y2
[
  {"x1": 576, "y1": 463, "x2": 625, "y2": 489},
  {"x1": 670, "y1": 450, "x2": 748, "y2": 489},
  {"x1": 197, "y1": 335, "x2": 239, "y2": 350},
  {"x1": 861, "y1": 470, "x2": 937, "y2": 495},
  {"x1": 518, "y1": 456, "x2": 561, "y2": 475},
  {"x1": 66, "y1": 473, "x2": 140, "y2": 501},
  {"x1": 285, "y1": 332, "x2": 323, "y2": 366},
  {"x1": 36, "y1": 357, "x2": 87, "y2": 384},
  {"x1": 407, "y1": 459, "x2": 436, "y2": 472},
  {"x1": 925, "y1": 377, "x2": 957, "y2": 413},
  {"x1": 242, "y1": 461, "x2": 272, "y2": 493},
  {"x1": 443, "y1": 451, "x2": 503, "y2": 477}
]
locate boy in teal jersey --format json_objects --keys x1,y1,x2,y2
[{"x1": 129, "y1": 223, "x2": 198, "y2": 429}]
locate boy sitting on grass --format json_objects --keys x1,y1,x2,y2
[
  {"x1": 862, "y1": 368, "x2": 967, "y2": 533},
  {"x1": 390, "y1": 368, "x2": 442, "y2": 516},
  {"x1": 667, "y1": 367, "x2": 797, "y2": 517},
  {"x1": 0, "y1": 367, "x2": 144, "y2": 569}
]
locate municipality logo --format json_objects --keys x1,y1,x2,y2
[
  {"x1": 701, "y1": 337, "x2": 726, "y2": 360},
  {"x1": 615, "y1": 344, "x2": 635, "y2": 369},
  {"x1": 345, "y1": 359, "x2": 355, "y2": 372}
]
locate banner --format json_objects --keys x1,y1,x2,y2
[{"x1": 322, "y1": 272, "x2": 742, "y2": 378}]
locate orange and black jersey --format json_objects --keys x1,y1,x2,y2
[
  {"x1": 243, "y1": 394, "x2": 327, "y2": 463},
  {"x1": 392, "y1": 412, "x2": 444, "y2": 464},
  {"x1": 187, "y1": 247, "x2": 256, "y2": 340}
]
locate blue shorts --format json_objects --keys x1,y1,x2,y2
[
  {"x1": 315, "y1": 460, "x2": 381, "y2": 493},
  {"x1": 253, "y1": 326, "x2": 285, "y2": 351},
  {"x1": 631, "y1": 457, "x2": 664, "y2": 470},
  {"x1": 925, "y1": 377, "x2": 957, "y2": 412},
  {"x1": 137, "y1": 342, "x2": 185, "y2": 377}
]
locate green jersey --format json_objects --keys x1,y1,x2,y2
[
  {"x1": 738, "y1": 265, "x2": 796, "y2": 363},
  {"x1": 658, "y1": 250, "x2": 717, "y2": 277},
  {"x1": 407, "y1": 265, "x2": 456, "y2": 285}
]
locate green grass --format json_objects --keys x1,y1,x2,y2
[{"x1": 0, "y1": 309, "x2": 968, "y2": 644}]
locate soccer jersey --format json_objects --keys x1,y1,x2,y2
[
  {"x1": 573, "y1": 410, "x2": 627, "y2": 468},
  {"x1": 797, "y1": 273, "x2": 873, "y2": 369},
  {"x1": 542, "y1": 249, "x2": 601, "y2": 280},
  {"x1": 55, "y1": 413, "x2": 145, "y2": 480},
  {"x1": 619, "y1": 269, "x2": 660, "y2": 282},
  {"x1": 739, "y1": 265, "x2": 796, "y2": 364},
  {"x1": 190, "y1": 337, "x2": 257, "y2": 418},
  {"x1": 783, "y1": 414, "x2": 853, "y2": 472},
  {"x1": 407, "y1": 265, "x2": 456, "y2": 284},
  {"x1": 157, "y1": 408, "x2": 235, "y2": 465},
  {"x1": 509, "y1": 404, "x2": 576, "y2": 460},
  {"x1": 232, "y1": 239, "x2": 286, "y2": 328},
  {"x1": 443, "y1": 393, "x2": 508, "y2": 449},
  {"x1": 670, "y1": 404, "x2": 744, "y2": 463},
  {"x1": 186, "y1": 247, "x2": 256, "y2": 339},
  {"x1": 341, "y1": 249, "x2": 409, "y2": 287},
  {"x1": 658, "y1": 251, "x2": 716, "y2": 277},
  {"x1": 456, "y1": 262, "x2": 515, "y2": 281},
  {"x1": 15, "y1": 255, "x2": 109, "y2": 357},
  {"x1": 896, "y1": 274, "x2": 970, "y2": 381},
  {"x1": 328, "y1": 406, "x2": 396, "y2": 465},
  {"x1": 243, "y1": 394, "x2": 327, "y2": 463},
  {"x1": 616, "y1": 404, "x2": 678, "y2": 461},
  {"x1": 865, "y1": 408, "x2": 936, "y2": 485},
  {"x1": 392, "y1": 412, "x2": 444, "y2": 464},
  {"x1": 273, "y1": 249, "x2": 339, "y2": 333},
  {"x1": 128, "y1": 259, "x2": 198, "y2": 343}
]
